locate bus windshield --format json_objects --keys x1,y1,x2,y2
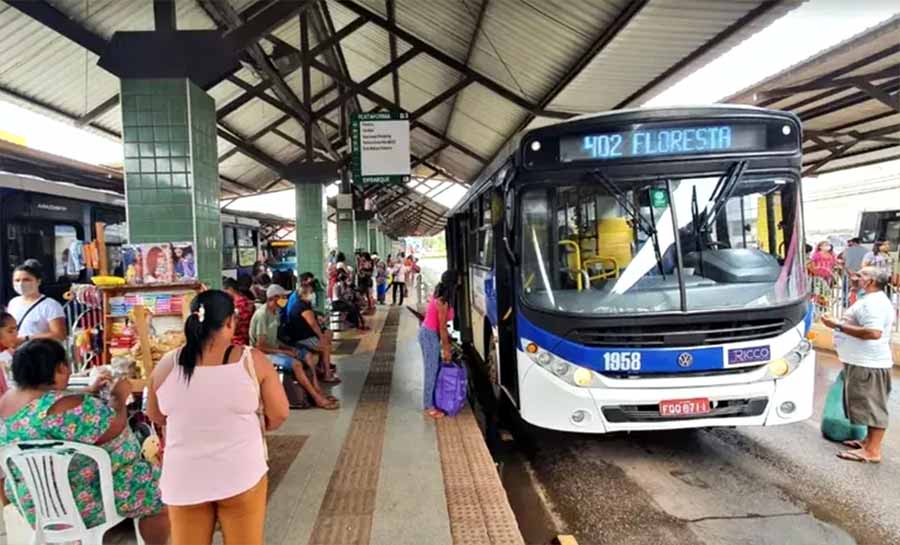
[{"x1": 519, "y1": 170, "x2": 807, "y2": 315}]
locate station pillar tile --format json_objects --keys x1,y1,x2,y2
[
  {"x1": 369, "y1": 225, "x2": 379, "y2": 256},
  {"x1": 337, "y1": 212, "x2": 356, "y2": 258},
  {"x1": 356, "y1": 219, "x2": 370, "y2": 253},
  {"x1": 295, "y1": 182, "x2": 328, "y2": 290},
  {"x1": 120, "y1": 78, "x2": 221, "y2": 287}
]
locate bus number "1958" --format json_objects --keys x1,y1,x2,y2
[{"x1": 603, "y1": 352, "x2": 642, "y2": 371}]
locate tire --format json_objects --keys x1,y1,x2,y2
[{"x1": 486, "y1": 328, "x2": 501, "y2": 401}]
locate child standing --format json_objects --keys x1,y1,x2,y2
[{"x1": 0, "y1": 313, "x2": 16, "y2": 394}]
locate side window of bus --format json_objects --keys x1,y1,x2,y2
[
  {"x1": 223, "y1": 226, "x2": 237, "y2": 269},
  {"x1": 237, "y1": 227, "x2": 257, "y2": 268},
  {"x1": 6, "y1": 222, "x2": 83, "y2": 286}
]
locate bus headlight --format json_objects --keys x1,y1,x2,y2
[
  {"x1": 764, "y1": 339, "x2": 812, "y2": 380},
  {"x1": 522, "y1": 338, "x2": 598, "y2": 388}
]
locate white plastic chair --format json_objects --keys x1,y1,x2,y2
[{"x1": 0, "y1": 440, "x2": 144, "y2": 545}]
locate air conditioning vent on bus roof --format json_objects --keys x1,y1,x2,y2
[{"x1": 567, "y1": 318, "x2": 790, "y2": 348}]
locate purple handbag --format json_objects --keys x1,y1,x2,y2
[{"x1": 434, "y1": 361, "x2": 468, "y2": 416}]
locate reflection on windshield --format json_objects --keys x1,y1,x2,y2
[{"x1": 520, "y1": 173, "x2": 807, "y2": 315}]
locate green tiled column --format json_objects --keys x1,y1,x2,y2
[
  {"x1": 295, "y1": 183, "x2": 327, "y2": 310},
  {"x1": 121, "y1": 78, "x2": 221, "y2": 288},
  {"x1": 368, "y1": 225, "x2": 378, "y2": 255},
  {"x1": 355, "y1": 219, "x2": 369, "y2": 254},
  {"x1": 337, "y1": 212, "x2": 355, "y2": 258}
]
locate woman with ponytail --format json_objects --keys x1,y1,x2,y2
[
  {"x1": 146, "y1": 290, "x2": 289, "y2": 545},
  {"x1": 418, "y1": 270, "x2": 459, "y2": 419}
]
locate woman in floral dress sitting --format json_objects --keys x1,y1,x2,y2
[{"x1": 0, "y1": 339, "x2": 168, "y2": 544}]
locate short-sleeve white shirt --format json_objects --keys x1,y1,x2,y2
[
  {"x1": 835, "y1": 290, "x2": 896, "y2": 369},
  {"x1": 6, "y1": 296, "x2": 65, "y2": 338}
]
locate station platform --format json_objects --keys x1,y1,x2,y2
[
  {"x1": 260, "y1": 305, "x2": 524, "y2": 545},
  {"x1": 0, "y1": 304, "x2": 522, "y2": 545}
]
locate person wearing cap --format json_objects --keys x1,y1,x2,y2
[{"x1": 249, "y1": 285, "x2": 337, "y2": 410}]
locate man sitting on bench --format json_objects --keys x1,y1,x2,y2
[
  {"x1": 282, "y1": 282, "x2": 340, "y2": 384},
  {"x1": 249, "y1": 285, "x2": 338, "y2": 409}
]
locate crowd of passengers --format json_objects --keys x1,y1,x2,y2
[{"x1": 0, "y1": 249, "x2": 423, "y2": 544}]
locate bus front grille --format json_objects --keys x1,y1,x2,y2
[
  {"x1": 567, "y1": 319, "x2": 789, "y2": 348},
  {"x1": 602, "y1": 397, "x2": 769, "y2": 423}
]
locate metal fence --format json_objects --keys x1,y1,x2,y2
[{"x1": 811, "y1": 270, "x2": 899, "y2": 333}]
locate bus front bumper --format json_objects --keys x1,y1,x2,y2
[{"x1": 516, "y1": 350, "x2": 815, "y2": 434}]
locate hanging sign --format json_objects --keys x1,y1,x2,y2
[{"x1": 351, "y1": 112, "x2": 410, "y2": 184}]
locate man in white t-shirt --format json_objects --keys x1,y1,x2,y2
[{"x1": 822, "y1": 267, "x2": 896, "y2": 463}]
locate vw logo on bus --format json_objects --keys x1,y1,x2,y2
[{"x1": 677, "y1": 352, "x2": 694, "y2": 368}]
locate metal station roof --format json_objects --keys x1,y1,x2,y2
[
  {"x1": 726, "y1": 14, "x2": 900, "y2": 177},
  {"x1": 0, "y1": 0, "x2": 800, "y2": 236}
]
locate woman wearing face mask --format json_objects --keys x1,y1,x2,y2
[
  {"x1": 810, "y1": 241, "x2": 838, "y2": 284},
  {"x1": 146, "y1": 290, "x2": 289, "y2": 545},
  {"x1": 6, "y1": 260, "x2": 66, "y2": 346}
]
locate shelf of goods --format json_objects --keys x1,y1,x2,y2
[{"x1": 100, "y1": 282, "x2": 201, "y2": 392}]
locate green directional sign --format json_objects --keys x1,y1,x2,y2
[
  {"x1": 350, "y1": 111, "x2": 410, "y2": 184},
  {"x1": 650, "y1": 187, "x2": 668, "y2": 209}
]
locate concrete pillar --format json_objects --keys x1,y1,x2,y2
[
  {"x1": 121, "y1": 78, "x2": 221, "y2": 287},
  {"x1": 337, "y1": 212, "x2": 355, "y2": 259},
  {"x1": 368, "y1": 224, "x2": 378, "y2": 256},
  {"x1": 355, "y1": 219, "x2": 369, "y2": 254},
  {"x1": 294, "y1": 183, "x2": 327, "y2": 284}
]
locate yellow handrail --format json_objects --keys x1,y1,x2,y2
[
  {"x1": 559, "y1": 240, "x2": 583, "y2": 291},
  {"x1": 583, "y1": 256, "x2": 620, "y2": 282}
]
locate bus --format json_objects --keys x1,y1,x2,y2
[
  {"x1": 446, "y1": 106, "x2": 814, "y2": 433},
  {"x1": 858, "y1": 209, "x2": 900, "y2": 249},
  {"x1": 0, "y1": 172, "x2": 275, "y2": 303}
]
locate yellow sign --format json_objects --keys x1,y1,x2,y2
[{"x1": 0, "y1": 129, "x2": 26, "y2": 146}]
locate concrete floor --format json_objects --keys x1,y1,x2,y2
[{"x1": 518, "y1": 352, "x2": 900, "y2": 545}]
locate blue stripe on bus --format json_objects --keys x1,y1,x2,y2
[{"x1": 517, "y1": 312, "x2": 725, "y2": 375}]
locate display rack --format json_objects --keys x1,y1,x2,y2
[{"x1": 99, "y1": 282, "x2": 200, "y2": 391}]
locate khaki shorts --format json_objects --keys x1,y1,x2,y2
[{"x1": 843, "y1": 363, "x2": 892, "y2": 428}]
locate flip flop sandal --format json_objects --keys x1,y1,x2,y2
[
  {"x1": 842, "y1": 439, "x2": 865, "y2": 449},
  {"x1": 322, "y1": 376, "x2": 342, "y2": 384},
  {"x1": 837, "y1": 450, "x2": 881, "y2": 463},
  {"x1": 317, "y1": 400, "x2": 340, "y2": 410}
]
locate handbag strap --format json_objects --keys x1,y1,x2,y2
[{"x1": 15, "y1": 296, "x2": 47, "y2": 332}]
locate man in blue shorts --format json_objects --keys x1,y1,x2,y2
[{"x1": 249, "y1": 285, "x2": 337, "y2": 409}]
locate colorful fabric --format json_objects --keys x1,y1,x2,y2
[
  {"x1": 232, "y1": 294, "x2": 254, "y2": 346},
  {"x1": 0, "y1": 391, "x2": 163, "y2": 528},
  {"x1": 810, "y1": 251, "x2": 837, "y2": 280},
  {"x1": 422, "y1": 296, "x2": 454, "y2": 333}
]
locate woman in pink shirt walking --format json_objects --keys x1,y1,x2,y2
[
  {"x1": 418, "y1": 270, "x2": 458, "y2": 419},
  {"x1": 147, "y1": 290, "x2": 289, "y2": 545}
]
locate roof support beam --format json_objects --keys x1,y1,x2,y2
[
  {"x1": 217, "y1": 126, "x2": 291, "y2": 179},
  {"x1": 75, "y1": 95, "x2": 119, "y2": 127},
  {"x1": 335, "y1": 0, "x2": 572, "y2": 119},
  {"x1": 441, "y1": 0, "x2": 489, "y2": 143},
  {"x1": 310, "y1": 57, "x2": 487, "y2": 164},
  {"x1": 387, "y1": 0, "x2": 400, "y2": 106},
  {"x1": 473, "y1": 0, "x2": 647, "y2": 184},
  {"x1": 757, "y1": 64, "x2": 900, "y2": 99},
  {"x1": 199, "y1": 0, "x2": 337, "y2": 159},
  {"x1": 312, "y1": 48, "x2": 420, "y2": 121},
  {"x1": 153, "y1": 0, "x2": 176, "y2": 32},
  {"x1": 410, "y1": 76, "x2": 474, "y2": 121},
  {"x1": 6, "y1": 0, "x2": 107, "y2": 56},
  {"x1": 803, "y1": 141, "x2": 858, "y2": 177},
  {"x1": 855, "y1": 80, "x2": 900, "y2": 112}
]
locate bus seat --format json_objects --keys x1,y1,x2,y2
[{"x1": 597, "y1": 218, "x2": 633, "y2": 269}]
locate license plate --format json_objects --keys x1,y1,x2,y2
[{"x1": 659, "y1": 398, "x2": 710, "y2": 417}]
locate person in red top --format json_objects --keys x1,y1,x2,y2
[{"x1": 223, "y1": 277, "x2": 254, "y2": 346}]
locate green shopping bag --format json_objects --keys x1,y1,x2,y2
[{"x1": 820, "y1": 370, "x2": 867, "y2": 442}]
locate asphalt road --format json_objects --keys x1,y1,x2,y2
[{"x1": 510, "y1": 352, "x2": 900, "y2": 545}]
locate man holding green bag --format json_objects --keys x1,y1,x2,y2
[{"x1": 821, "y1": 267, "x2": 895, "y2": 464}]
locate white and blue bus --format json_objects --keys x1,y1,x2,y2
[{"x1": 446, "y1": 106, "x2": 815, "y2": 433}]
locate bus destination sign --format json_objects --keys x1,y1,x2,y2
[{"x1": 559, "y1": 124, "x2": 769, "y2": 163}]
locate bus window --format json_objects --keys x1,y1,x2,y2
[
  {"x1": 237, "y1": 227, "x2": 257, "y2": 268},
  {"x1": 223, "y1": 226, "x2": 237, "y2": 270},
  {"x1": 54, "y1": 225, "x2": 79, "y2": 280}
]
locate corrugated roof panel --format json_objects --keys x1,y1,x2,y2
[
  {"x1": 433, "y1": 146, "x2": 481, "y2": 181},
  {"x1": 447, "y1": 83, "x2": 528, "y2": 156},
  {"x1": 551, "y1": 0, "x2": 771, "y2": 111},
  {"x1": 468, "y1": 0, "x2": 627, "y2": 102},
  {"x1": 804, "y1": 99, "x2": 897, "y2": 132}
]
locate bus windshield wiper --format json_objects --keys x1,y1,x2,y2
[
  {"x1": 704, "y1": 160, "x2": 747, "y2": 230},
  {"x1": 586, "y1": 169, "x2": 666, "y2": 278}
]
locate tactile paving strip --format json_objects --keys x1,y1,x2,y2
[
  {"x1": 436, "y1": 410, "x2": 525, "y2": 545},
  {"x1": 308, "y1": 308, "x2": 400, "y2": 545}
]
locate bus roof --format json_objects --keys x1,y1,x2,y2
[{"x1": 451, "y1": 105, "x2": 799, "y2": 215}]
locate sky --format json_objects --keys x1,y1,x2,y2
[{"x1": 1, "y1": 0, "x2": 898, "y2": 221}]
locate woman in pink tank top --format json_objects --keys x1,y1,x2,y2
[
  {"x1": 146, "y1": 290, "x2": 289, "y2": 545},
  {"x1": 418, "y1": 270, "x2": 458, "y2": 419}
]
